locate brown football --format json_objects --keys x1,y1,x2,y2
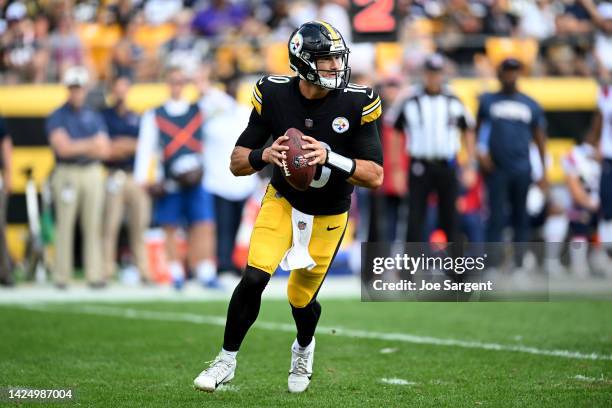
[{"x1": 280, "y1": 128, "x2": 316, "y2": 191}]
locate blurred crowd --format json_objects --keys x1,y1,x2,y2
[
  {"x1": 0, "y1": 0, "x2": 611, "y2": 289},
  {"x1": 1, "y1": 0, "x2": 612, "y2": 86}
]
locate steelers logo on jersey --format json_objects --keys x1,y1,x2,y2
[
  {"x1": 289, "y1": 33, "x2": 303, "y2": 56},
  {"x1": 332, "y1": 117, "x2": 349, "y2": 133}
]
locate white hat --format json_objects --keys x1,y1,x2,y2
[
  {"x1": 63, "y1": 66, "x2": 89, "y2": 87},
  {"x1": 6, "y1": 2, "x2": 27, "y2": 21}
]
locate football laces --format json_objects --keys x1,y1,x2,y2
[{"x1": 281, "y1": 159, "x2": 291, "y2": 177}]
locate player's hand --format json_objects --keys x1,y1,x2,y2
[
  {"x1": 263, "y1": 135, "x2": 289, "y2": 167},
  {"x1": 301, "y1": 135, "x2": 328, "y2": 166}
]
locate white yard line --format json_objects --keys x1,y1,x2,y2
[
  {"x1": 380, "y1": 378, "x2": 416, "y2": 386},
  {"x1": 15, "y1": 304, "x2": 612, "y2": 362}
]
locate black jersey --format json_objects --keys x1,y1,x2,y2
[{"x1": 236, "y1": 75, "x2": 383, "y2": 215}]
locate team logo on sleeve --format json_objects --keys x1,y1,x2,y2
[
  {"x1": 289, "y1": 33, "x2": 303, "y2": 55},
  {"x1": 332, "y1": 117, "x2": 349, "y2": 133}
]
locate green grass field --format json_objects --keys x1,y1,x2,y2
[{"x1": 1, "y1": 300, "x2": 611, "y2": 407}]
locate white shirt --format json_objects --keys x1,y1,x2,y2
[
  {"x1": 203, "y1": 101, "x2": 257, "y2": 201},
  {"x1": 394, "y1": 86, "x2": 474, "y2": 160},
  {"x1": 598, "y1": 85, "x2": 612, "y2": 159}
]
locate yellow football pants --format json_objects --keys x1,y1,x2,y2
[{"x1": 247, "y1": 185, "x2": 348, "y2": 308}]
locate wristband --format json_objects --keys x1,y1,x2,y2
[
  {"x1": 325, "y1": 148, "x2": 356, "y2": 178},
  {"x1": 248, "y1": 148, "x2": 267, "y2": 171}
]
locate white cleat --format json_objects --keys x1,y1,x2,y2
[
  {"x1": 193, "y1": 352, "x2": 236, "y2": 392},
  {"x1": 288, "y1": 338, "x2": 315, "y2": 393}
]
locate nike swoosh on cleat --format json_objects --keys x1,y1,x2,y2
[{"x1": 327, "y1": 226, "x2": 340, "y2": 231}]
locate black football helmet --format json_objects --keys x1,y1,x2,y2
[{"x1": 288, "y1": 21, "x2": 351, "y2": 90}]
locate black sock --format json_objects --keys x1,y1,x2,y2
[
  {"x1": 222, "y1": 266, "x2": 270, "y2": 351},
  {"x1": 291, "y1": 300, "x2": 322, "y2": 348}
]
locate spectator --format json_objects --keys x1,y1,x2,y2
[
  {"x1": 196, "y1": 70, "x2": 257, "y2": 275},
  {"x1": 476, "y1": 58, "x2": 548, "y2": 274},
  {"x1": 370, "y1": 75, "x2": 408, "y2": 242},
  {"x1": 191, "y1": 0, "x2": 249, "y2": 38},
  {"x1": 111, "y1": 18, "x2": 145, "y2": 81},
  {"x1": 107, "y1": 0, "x2": 139, "y2": 30},
  {"x1": 46, "y1": 66, "x2": 110, "y2": 288},
  {"x1": 143, "y1": 0, "x2": 182, "y2": 26},
  {"x1": 519, "y1": 0, "x2": 557, "y2": 40},
  {"x1": 101, "y1": 76, "x2": 151, "y2": 283},
  {"x1": 159, "y1": 9, "x2": 211, "y2": 79},
  {"x1": 48, "y1": 12, "x2": 85, "y2": 82},
  {"x1": 0, "y1": 115, "x2": 13, "y2": 286},
  {"x1": 482, "y1": 0, "x2": 519, "y2": 37},
  {"x1": 1, "y1": 1, "x2": 47, "y2": 83},
  {"x1": 134, "y1": 66, "x2": 217, "y2": 289}
]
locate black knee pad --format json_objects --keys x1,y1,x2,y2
[{"x1": 240, "y1": 265, "x2": 271, "y2": 292}]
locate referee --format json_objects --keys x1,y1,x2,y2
[{"x1": 392, "y1": 54, "x2": 476, "y2": 243}]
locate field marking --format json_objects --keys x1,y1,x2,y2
[
  {"x1": 16, "y1": 304, "x2": 612, "y2": 362},
  {"x1": 572, "y1": 374, "x2": 607, "y2": 382},
  {"x1": 380, "y1": 378, "x2": 416, "y2": 386}
]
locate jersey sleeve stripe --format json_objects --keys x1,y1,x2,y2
[
  {"x1": 362, "y1": 99, "x2": 382, "y2": 116},
  {"x1": 361, "y1": 105, "x2": 382, "y2": 124},
  {"x1": 254, "y1": 83, "x2": 262, "y2": 99},
  {"x1": 251, "y1": 91, "x2": 262, "y2": 115},
  {"x1": 252, "y1": 88, "x2": 262, "y2": 104},
  {"x1": 363, "y1": 96, "x2": 381, "y2": 112}
]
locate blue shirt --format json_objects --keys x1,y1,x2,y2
[
  {"x1": 477, "y1": 91, "x2": 545, "y2": 174},
  {"x1": 101, "y1": 105, "x2": 140, "y2": 170},
  {"x1": 46, "y1": 103, "x2": 108, "y2": 165}
]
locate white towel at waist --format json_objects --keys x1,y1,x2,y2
[{"x1": 279, "y1": 207, "x2": 317, "y2": 271}]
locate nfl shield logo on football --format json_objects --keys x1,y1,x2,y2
[
  {"x1": 289, "y1": 33, "x2": 303, "y2": 55},
  {"x1": 298, "y1": 221, "x2": 307, "y2": 230},
  {"x1": 332, "y1": 117, "x2": 349, "y2": 133}
]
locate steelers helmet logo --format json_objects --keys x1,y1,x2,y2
[
  {"x1": 332, "y1": 117, "x2": 349, "y2": 133},
  {"x1": 289, "y1": 33, "x2": 303, "y2": 55}
]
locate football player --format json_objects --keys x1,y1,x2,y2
[{"x1": 193, "y1": 21, "x2": 383, "y2": 393}]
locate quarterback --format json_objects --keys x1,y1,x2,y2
[{"x1": 193, "y1": 21, "x2": 383, "y2": 393}]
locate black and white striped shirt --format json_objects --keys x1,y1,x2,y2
[{"x1": 392, "y1": 86, "x2": 474, "y2": 160}]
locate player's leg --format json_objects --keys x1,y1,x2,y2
[
  {"x1": 286, "y1": 211, "x2": 348, "y2": 393},
  {"x1": 194, "y1": 186, "x2": 291, "y2": 392}
]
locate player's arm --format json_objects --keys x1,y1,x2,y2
[{"x1": 230, "y1": 109, "x2": 288, "y2": 176}]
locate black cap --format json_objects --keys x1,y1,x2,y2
[
  {"x1": 424, "y1": 53, "x2": 445, "y2": 71},
  {"x1": 499, "y1": 57, "x2": 522, "y2": 71}
]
